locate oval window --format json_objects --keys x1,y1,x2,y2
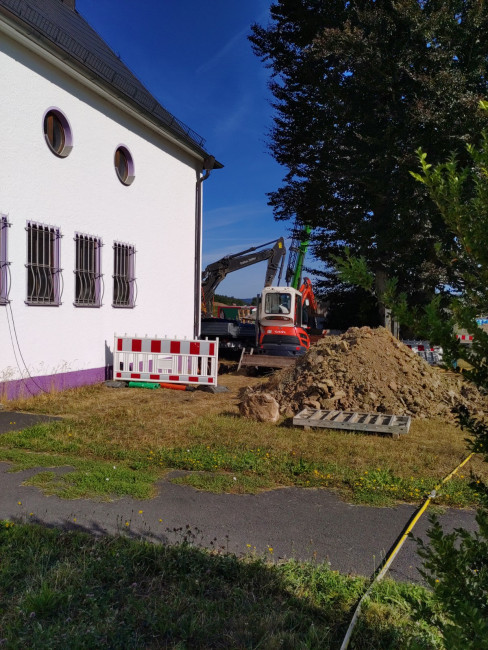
[
  {"x1": 114, "y1": 146, "x2": 135, "y2": 185},
  {"x1": 43, "y1": 109, "x2": 72, "y2": 157}
]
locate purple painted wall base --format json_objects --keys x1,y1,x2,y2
[{"x1": 0, "y1": 366, "x2": 112, "y2": 401}]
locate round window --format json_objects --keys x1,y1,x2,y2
[
  {"x1": 43, "y1": 109, "x2": 73, "y2": 157},
  {"x1": 114, "y1": 146, "x2": 135, "y2": 185}
]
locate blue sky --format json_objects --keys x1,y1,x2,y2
[{"x1": 77, "y1": 0, "x2": 292, "y2": 299}]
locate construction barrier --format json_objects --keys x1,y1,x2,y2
[
  {"x1": 402, "y1": 340, "x2": 443, "y2": 365},
  {"x1": 113, "y1": 335, "x2": 219, "y2": 385}
]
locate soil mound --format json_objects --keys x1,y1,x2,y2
[{"x1": 240, "y1": 327, "x2": 486, "y2": 421}]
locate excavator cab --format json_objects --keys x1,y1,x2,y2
[{"x1": 257, "y1": 286, "x2": 310, "y2": 356}]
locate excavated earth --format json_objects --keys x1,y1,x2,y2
[{"x1": 239, "y1": 327, "x2": 488, "y2": 422}]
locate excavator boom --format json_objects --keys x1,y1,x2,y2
[
  {"x1": 285, "y1": 225, "x2": 312, "y2": 290},
  {"x1": 201, "y1": 237, "x2": 285, "y2": 315}
]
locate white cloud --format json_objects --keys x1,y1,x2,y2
[
  {"x1": 217, "y1": 96, "x2": 252, "y2": 139},
  {"x1": 196, "y1": 24, "x2": 250, "y2": 75},
  {"x1": 203, "y1": 201, "x2": 269, "y2": 231}
]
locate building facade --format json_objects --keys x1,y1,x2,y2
[{"x1": 0, "y1": 0, "x2": 219, "y2": 399}]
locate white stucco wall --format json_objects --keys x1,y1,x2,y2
[{"x1": 0, "y1": 29, "x2": 203, "y2": 384}]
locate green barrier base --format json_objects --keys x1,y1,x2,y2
[{"x1": 128, "y1": 381, "x2": 160, "y2": 389}]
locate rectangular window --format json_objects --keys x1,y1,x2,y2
[
  {"x1": 264, "y1": 292, "x2": 292, "y2": 314},
  {"x1": 74, "y1": 233, "x2": 102, "y2": 307},
  {"x1": 26, "y1": 221, "x2": 62, "y2": 305},
  {"x1": 0, "y1": 215, "x2": 10, "y2": 305},
  {"x1": 113, "y1": 241, "x2": 136, "y2": 308}
]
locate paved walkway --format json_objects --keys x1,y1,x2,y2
[
  {"x1": 0, "y1": 459, "x2": 477, "y2": 583},
  {"x1": 0, "y1": 411, "x2": 61, "y2": 433}
]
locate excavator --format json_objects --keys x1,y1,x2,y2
[
  {"x1": 200, "y1": 238, "x2": 286, "y2": 350},
  {"x1": 201, "y1": 238, "x2": 285, "y2": 316},
  {"x1": 256, "y1": 277, "x2": 319, "y2": 357},
  {"x1": 238, "y1": 225, "x2": 325, "y2": 369}
]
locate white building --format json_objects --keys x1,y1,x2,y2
[{"x1": 0, "y1": 0, "x2": 221, "y2": 399}]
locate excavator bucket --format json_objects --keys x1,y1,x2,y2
[{"x1": 237, "y1": 348, "x2": 297, "y2": 371}]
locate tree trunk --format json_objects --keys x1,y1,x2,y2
[{"x1": 375, "y1": 270, "x2": 399, "y2": 337}]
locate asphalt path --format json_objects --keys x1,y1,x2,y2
[
  {"x1": 0, "y1": 458, "x2": 478, "y2": 583},
  {"x1": 0, "y1": 411, "x2": 62, "y2": 432}
]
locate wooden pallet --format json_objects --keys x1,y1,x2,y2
[{"x1": 293, "y1": 408, "x2": 411, "y2": 439}]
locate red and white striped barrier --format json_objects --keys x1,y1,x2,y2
[
  {"x1": 113, "y1": 335, "x2": 219, "y2": 385},
  {"x1": 402, "y1": 340, "x2": 443, "y2": 365}
]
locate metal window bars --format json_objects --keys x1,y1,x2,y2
[
  {"x1": 74, "y1": 233, "x2": 103, "y2": 307},
  {"x1": 0, "y1": 215, "x2": 11, "y2": 305},
  {"x1": 25, "y1": 222, "x2": 62, "y2": 305},
  {"x1": 112, "y1": 242, "x2": 136, "y2": 307}
]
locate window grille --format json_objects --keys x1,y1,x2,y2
[
  {"x1": 0, "y1": 215, "x2": 11, "y2": 305},
  {"x1": 26, "y1": 222, "x2": 62, "y2": 305},
  {"x1": 74, "y1": 234, "x2": 103, "y2": 307},
  {"x1": 112, "y1": 242, "x2": 136, "y2": 307}
]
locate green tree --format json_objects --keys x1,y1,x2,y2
[
  {"x1": 250, "y1": 0, "x2": 488, "y2": 320},
  {"x1": 407, "y1": 124, "x2": 488, "y2": 650},
  {"x1": 214, "y1": 295, "x2": 246, "y2": 306},
  {"x1": 336, "y1": 111, "x2": 488, "y2": 649}
]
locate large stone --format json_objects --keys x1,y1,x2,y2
[
  {"x1": 198, "y1": 385, "x2": 229, "y2": 394},
  {"x1": 239, "y1": 392, "x2": 281, "y2": 423},
  {"x1": 105, "y1": 380, "x2": 127, "y2": 389},
  {"x1": 304, "y1": 398, "x2": 321, "y2": 409}
]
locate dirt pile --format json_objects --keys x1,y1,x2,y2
[{"x1": 240, "y1": 327, "x2": 486, "y2": 421}]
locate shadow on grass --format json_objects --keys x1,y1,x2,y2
[
  {"x1": 218, "y1": 410, "x2": 295, "y2": 428},
  {"x1": 0, "y1": 520, "x2": 436, "y2": 649}
]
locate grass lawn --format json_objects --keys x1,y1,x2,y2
[
  {"x1": 2, "y1": 374, "x2": 486, "y2": 505},
  {"x1": 0, "y1": 521, "x2": 444, "y2": 649}
]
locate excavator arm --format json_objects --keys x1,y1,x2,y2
[
  {"x1": 285, "y1": 225, "x2": 312, "y2": 289},
  {"x1": 201, "y1": 238, "x2": 285, "y2": 315},
  {"x1": 299, "y1": 277, "x2": 318, "y2": 315}
]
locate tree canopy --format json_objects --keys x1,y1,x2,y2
[
  {"x1": 214, "y1": 295, "x2": 246, "y2": 306},
  {"x1": 406, "y1": 112, "x2": 488, "y2": 650},
  {"x1": 250, "y1": 0, "x2": 488, "y2": 312}
]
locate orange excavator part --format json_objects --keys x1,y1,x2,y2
[{"x1": 298, "y1": 277, "x2": 318, "y2": 314}]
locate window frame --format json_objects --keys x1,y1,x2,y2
[
  {"x1": 114, "y1": 145, "x2": 135, "y2": 186},
  {"x1": 112, "y1": 241, "x2": 136, "y2": 308},
  {"x1": 264, "y1": 292, "x2": 292, "y2": 315},
  {"x1": 0, "y1": 214, "x2": 11, "y2": 306},
  {"x1": 25, "y1": 221, "x2": 62, "y2": 306},
  {"x1": 74, "y1": 233, "x2": 103, "y2": 308},
  {"x1": 43, "y1": 108, "x2": 73, "y2": 158}
]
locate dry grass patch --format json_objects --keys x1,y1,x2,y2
[
  {"x1": 6, "y1": 375, "x2": 261, "y2": 449},
  {"x1": 3, "y1": 374, "x2": 486, "y2": 505}
]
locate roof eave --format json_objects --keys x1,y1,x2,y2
[{"x1": 0, "y1": 5, "x2": 223, "y2": 168}]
